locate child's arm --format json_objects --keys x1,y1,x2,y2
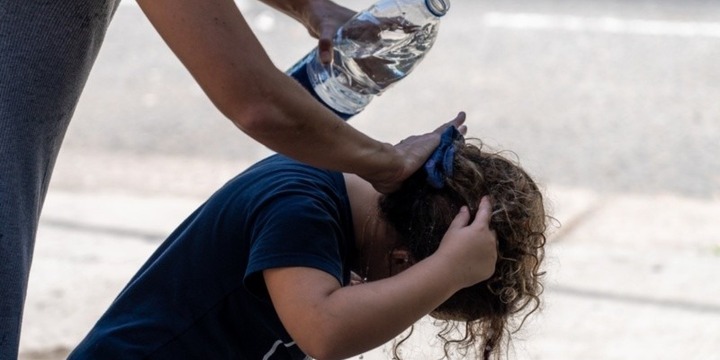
[{"x1": 264, "y1": 197, "x2": 497, "y2": 360}]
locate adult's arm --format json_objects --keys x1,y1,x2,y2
[
  {"x1": 136, "y1": 0, "x2": 457, "y2": 193},
  {"x1": 264, "y1": 197, "x2": 498, "y2": 360}
]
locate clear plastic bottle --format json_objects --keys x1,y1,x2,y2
[{"x1": 286, "y1": 0, "x2": 450, "y2": 119}]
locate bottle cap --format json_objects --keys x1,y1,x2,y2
[{"x1": 425, "y1": 0, "x2": 450, "y2": 17}]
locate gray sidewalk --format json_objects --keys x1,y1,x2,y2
[{"x1": 19, "y1": 171, "x2": 720, "y2": 359}]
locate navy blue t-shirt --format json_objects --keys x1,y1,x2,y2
[{"x1": 69, "y1": 155, "x2": 356, "y2": 359}]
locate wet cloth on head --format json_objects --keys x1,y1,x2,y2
[{"x1": 424, "y1": 126, "x2": 463, "y2": 189}]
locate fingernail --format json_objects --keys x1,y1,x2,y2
[{"x1": 320, "y1": 51, "x2": 331, "y2": 63}]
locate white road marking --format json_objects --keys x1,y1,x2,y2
[
  {"x1": 483, "y1": 12, "x2": 720, "y2": 38},
  {"x1": 121, "y1": 0, "x2": 250, "y2": 10},
  {"x1": 118, "y1": 1, "x2": 720, "y2": 39}
]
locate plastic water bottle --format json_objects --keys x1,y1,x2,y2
[{"x1": 287, "y1": 0, "x2": 451, "y2": 119}]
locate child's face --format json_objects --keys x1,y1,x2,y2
[
  {"x1": 364, "y1": 246, "x2": 414, "y2": 282},
  {"x1": 361, "y1": 224, "x2": 415, "y2": 281}
]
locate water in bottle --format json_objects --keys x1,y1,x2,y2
[{"x1": 286, "y1": 0, "x2": 450, "y2": 119}]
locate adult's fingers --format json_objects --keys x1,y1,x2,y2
[
  {"x1": 318, "y1": 39, "x2": 332, "y2": 64},
  {"x1": 433, "y1": 111, "x2": 466, "y2": 134},
  {"x1": 457, "y1": 124, "x2": 468, "y2": 136},
  {"x1": 318, "y1": 29, "x2": 334, "y2": 64}
]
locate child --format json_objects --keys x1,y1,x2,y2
[{"x1": 69, "y1": 126, "x2": 547, "y2": 360}]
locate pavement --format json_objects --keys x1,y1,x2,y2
[{"x1": 18, "y1": 152, "x2": 720, "y2": 360}]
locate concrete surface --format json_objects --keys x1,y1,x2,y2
[
  {"x1": 15, "y1": 0, "x2": 720, "y2": 359},
  {"x1": 20, "y1": 179, "x2": 720, "y2": 359}
]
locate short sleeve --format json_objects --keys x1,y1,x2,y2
[{"x1": 243, "y1": 192, "x2": 346, "y2": 300}]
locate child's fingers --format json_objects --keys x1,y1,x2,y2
[
  {"x1": 448, "y1": 206, "x2": 471, "y2": 230},
  {"x1": 470, "y1": 196, "x2": 493, "y2": 228}
]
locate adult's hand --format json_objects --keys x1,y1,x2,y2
[
  {"x1": 260, "y1": 0, "x2": 356, "y2": 64},
  {"x1": 303, "y1": 0, "x2": 355, "y2": 64},
  {"x1": 366, "y1": 112, "x2": 467, "y2": 194}
]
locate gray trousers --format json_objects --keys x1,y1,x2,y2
[{"x1": 0, "y1": 1, "x2": 119, "y2": 357}]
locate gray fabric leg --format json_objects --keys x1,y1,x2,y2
[{"x1": 0, "y1": 1, "x2": 119, "y2": 357}]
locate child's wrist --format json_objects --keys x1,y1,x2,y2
[{"x1": 422, "y1": 252, "x2": 469, "y2": 294}]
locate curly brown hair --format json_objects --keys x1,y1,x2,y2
[{"x1": 379, "y1": 138, "x2": 547, "y2": 359}]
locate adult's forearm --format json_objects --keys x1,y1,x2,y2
[
  {"x1": 137, "y1": 0, "x2": 399, "y2": 178},
  {"x1": 233, "y1": 70, "x2": 402, "y2": 179}
]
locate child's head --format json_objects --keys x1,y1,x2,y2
[{"x1": 379, "y1": 137, "x2": 547, "y2": 359}]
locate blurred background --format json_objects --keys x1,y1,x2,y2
[{"x1": 20, "y1": 0, "x2": 720, "y2": 359}]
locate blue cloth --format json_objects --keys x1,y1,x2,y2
[
  {"x1": 424, "y1": 126, "x2": 463, "y2": 189},
  {"x1": 68, "y1": 155, "x2": 356, "y2": 360},
  {"x1": 0, "y1": 1, "x2": 119, "y2": 358}
]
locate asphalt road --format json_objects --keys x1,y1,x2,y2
[{"x1": 59, "y1": 0, "x2": 720, "y2": 198}]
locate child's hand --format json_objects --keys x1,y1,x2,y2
[{"x1": 435, "y1": 196, "x2": 497, "y2": 289}]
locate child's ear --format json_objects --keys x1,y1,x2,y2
[{"x1": 389, "y1": 247, "x2": 415, "y2": 274}]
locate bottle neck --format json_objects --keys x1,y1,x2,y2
[{"x1": 425, "y1": 0, "x2": 450, "y2": 17}]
